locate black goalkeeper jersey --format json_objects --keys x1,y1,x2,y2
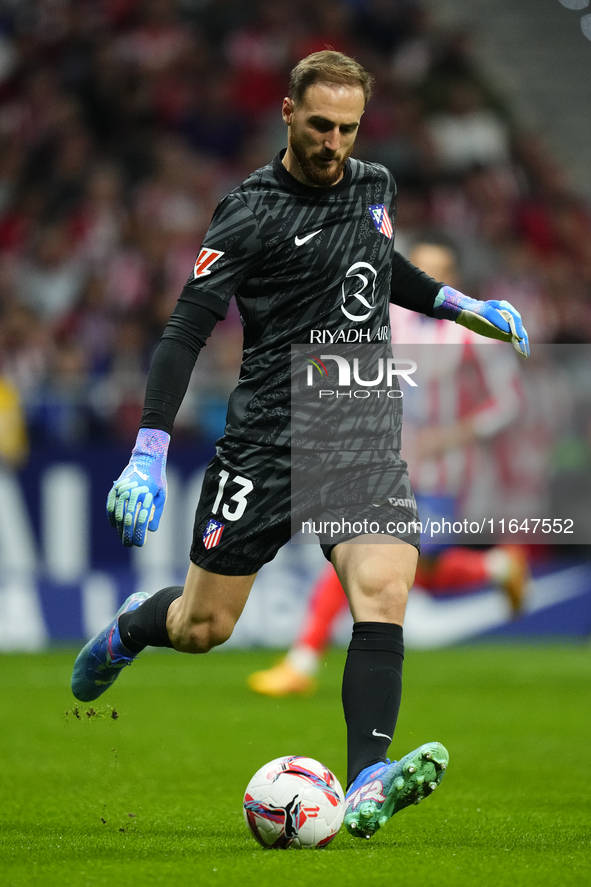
[{"x1": 172, "y1": 151, "x2": 438, "y2": 448}]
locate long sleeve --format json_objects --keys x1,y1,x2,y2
[
  {"x1": 389, "y1": 251, "x2": 442, "y2": 316},
  {"x1": 139, "y1": 188, "x2": 263, "y2": 433},
  {"x1": 139, "y1": 298, "x2": 223, "y2": 434}
]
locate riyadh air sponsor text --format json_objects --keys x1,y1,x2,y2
[{"x1": 309, "y1": 326, "x2": 389, "y2": 343}]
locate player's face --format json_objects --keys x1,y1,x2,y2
[{"x1": 282, "y1": 83, "x2": 365, "y2": 187}]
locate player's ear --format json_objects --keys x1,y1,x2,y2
[{"x1": 282, "y1": 97, "x2": 294, "y2": 126}]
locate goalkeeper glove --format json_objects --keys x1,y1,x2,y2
[
  {"x1": 106, "y1": 428, "x2": 170, "y2": 547},
  {"x1": 433, "y1": 286, "x2": 530, "y2": 358}
]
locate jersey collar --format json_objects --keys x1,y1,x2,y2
[{"x1": 273, "y1": 149, "x2": 352, "y2": 197}]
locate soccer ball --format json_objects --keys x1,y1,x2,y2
[{"x1": 243, "y1": 755, "x2": 345, "y2": 849}]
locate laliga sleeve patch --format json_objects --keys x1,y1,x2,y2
[{"x1": 193, "y1": 248, "x2": 225, "y2": 278}]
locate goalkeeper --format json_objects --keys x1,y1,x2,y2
[{"x1": 71, "y1": 50, "x2": 528, "y2": 842}]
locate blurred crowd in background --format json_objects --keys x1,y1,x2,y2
[{"x1": 1, "y1": 0, "x2": 591, "y2": 458}]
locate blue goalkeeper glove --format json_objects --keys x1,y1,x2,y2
[
  {"x1": 106, "y1": 428, "x2": 170, "y2": 547},
  {"x1": 433, "y1": 286, "x2": 530, "y2": 358}
]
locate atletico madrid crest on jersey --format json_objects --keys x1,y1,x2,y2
[
  {"x1": 203, "y1": 518, "x2": 225, "y2": 549},
  {"x1": 368, "y1": 204, "x2": 393, "y2": 240},
  {"x1": 193, "y1": 247, "x2": 224, "y2": 278}
]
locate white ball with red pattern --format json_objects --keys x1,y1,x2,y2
[{"x1": 243, "y1": 755, "x2": 345, "y2": 849}]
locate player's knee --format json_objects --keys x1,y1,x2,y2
[
  {"x1": 171, "y1": 613, "x2": 235, "y2": 654},
  {"x1": 357, "y1": 558, "x2": 410, "y2": 598},
  {"x1": 349, "y1": 566, "x2": 410, "y2": 622},
  {"x1": 365, "y1": 580, "x2": 408, "y2": 621},
  {"x1": 385, "y1": 583, "x2": 408, "y2": 619}
]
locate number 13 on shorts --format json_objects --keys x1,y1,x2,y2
[{"x1": 212, "y1": 470, "x2": 254, "y2": 521}]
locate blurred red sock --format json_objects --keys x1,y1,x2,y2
[
  {"x1": 416, "y1": 548, "x2": 489, "y2": 595},
  {"x1": 298, "y1": 566, "x2": 348, "y2": 652}
]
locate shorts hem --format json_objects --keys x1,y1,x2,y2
[
  {"x1": 190, "y1": 550, "x2": 271, "y2": 576},
  {"x1": 321, "y1": 533, "x2": 421, "y2": 562}
]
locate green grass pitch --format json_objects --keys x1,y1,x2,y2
[{"x1": 1, "y1": 644, "x2": 590, "y2": 886}]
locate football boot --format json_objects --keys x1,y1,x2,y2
[
  {"x1": 344, "y1": 741, "x2": 449, "y2": 838},
  {"x1": 71, "y1": 591, "x2": 150, "y2": 702}
]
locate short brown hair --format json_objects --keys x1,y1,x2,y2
[{"x1": 288, "y1": 51, "x2": 374, "y2": 107}]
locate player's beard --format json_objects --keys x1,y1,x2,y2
[{"x1": 290, "y1": 133, "x2": 351, "y2": 187}]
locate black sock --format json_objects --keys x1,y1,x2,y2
[
  {"x1": 118, "y1": 586, "x2": 183, "y2": 653},
  {"x1": 342, "y1": 621, "x2": 404, "y2": 789}
]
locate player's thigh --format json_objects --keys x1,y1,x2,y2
[
  {"x1": 317, "y1": 448, "x2": 419, "y2": 623},
  {"x1": 331, "y1": 537, "x2": 418, "y2": 625}
]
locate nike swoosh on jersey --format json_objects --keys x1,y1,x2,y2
[
  {"x1": 372, "y1": 729, "x2": 393, "y2": 741},
  {"x1": 295, "y1": 229, "x2": 322, "y2": 246}
]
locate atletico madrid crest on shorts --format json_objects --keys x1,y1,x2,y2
[
  {"x1": 203, "y1": 518, "x2": 225, "y2": 549},
  {"x1": 368, "y1": 204, "x2": 393, "y2": 240}
]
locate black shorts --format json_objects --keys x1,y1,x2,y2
[{"x1": 190, "y1": 438, "x2": 420, "y2": 575}]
